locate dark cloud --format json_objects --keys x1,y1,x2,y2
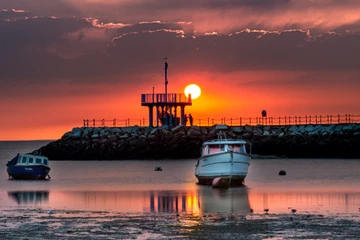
[
  {"x1": 0, "y1": 9, "x2": 31, "y2": 20},
  {"x1": 0, "y1": 0, "x2": 360, "y2": 88},
  {"x1": 243, "y1": 72, "x2": 360, "y2": 88},
  {"x1": 2, "y1": 1, "x2": 360, "y2": 31},
  {"x1": 1, "y1": 15, "x2": 360, "y2": 86},
  {"x1": 0, "y1": 0, "x2": 81, "y2": 18}
]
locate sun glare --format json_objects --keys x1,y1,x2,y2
[{"x1": 184, "y1": 84, "x2": 201, "y2": 99}]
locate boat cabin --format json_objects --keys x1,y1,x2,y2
[
  {"x1": 15, "y1": 154, "x2": 49, "y2": 166},
  {"x1": 201, "y1": 140, "x2": 248, "y2": 156}
]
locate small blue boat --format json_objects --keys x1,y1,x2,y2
[{"x1": 6, "y1": 153, "x2": 51, "y2": 180}]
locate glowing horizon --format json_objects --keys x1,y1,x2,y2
[{"x1": 1, "y1": 1, "x2": 360, "y2": 140}]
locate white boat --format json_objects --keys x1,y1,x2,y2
[{"x1": 195, "y1": 124, "x2": 251, "y2": 186}]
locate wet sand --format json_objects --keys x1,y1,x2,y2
[{"x1": 1, "y1": 209, "x2": 360, "y2": 239}]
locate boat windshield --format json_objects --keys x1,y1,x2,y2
[
  {"x1": 208, "y1": 144, "x2": 225, "y2": 154},
  {"x1": 203, "y1": 143, "x2": 247, "y2": 155},
  {"x1": 228, "y1": 144, "x2": 246, "y2": 153}
]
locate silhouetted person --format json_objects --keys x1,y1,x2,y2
[
  {"x1": 189, "y1": 113, "x2": 193, "y2": 126},
  {"x1": 184, "y1": 114, "x2": 188, "y2": 126}
]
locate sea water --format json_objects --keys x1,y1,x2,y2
[{"x1": 1, "y1": 140, "x2": 360, "y2": 215}]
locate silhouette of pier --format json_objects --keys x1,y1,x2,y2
[
  {"x1": 141, "y1": 58, "x2": 192, "y2": 127},
  {"x1": 141, "y1": 93, "x2": 192, "y2": 127}
]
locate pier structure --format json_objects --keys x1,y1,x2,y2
[{"x1": 141, "y1": 59, "x2": 192, "y2": 127}]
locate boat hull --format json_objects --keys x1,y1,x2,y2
[
  {"x1": 7, "y1": 165, "x2": 50, "y2": 180},
  {"x1": 195, "y1": 152, "x2": 250, "y2": 186}
]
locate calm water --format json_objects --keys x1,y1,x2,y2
[{"x1": 1, "y1": 141, "x2": 360, "y2": 215}]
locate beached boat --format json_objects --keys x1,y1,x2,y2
[
  {"x1": 6, "y1": 153, "x2": 51, "y2": 180},
  {"x1": 195, "y1": 124, "x2": 251, "y2": 186}
]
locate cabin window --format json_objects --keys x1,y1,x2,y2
[
  {"x1": 241, "y1": 145, "x2": 246, "y2": 153},
  {"x1": 35, "y1": 158, "x2": 42, "y2": 164},
  {"x1": 43, "y1": 159, "x2": 48, "y2": 166},
  {"x1": 21, "y1": 157, "x2": 27, "y2": 163},
  {"x1": 202, "y1": 146, "x2": 208, "y2": 156},
  {"x1": 234, "y1": 146, "x2": 241, "y2": 152},
  {"x1": 28, "y1": 158, "x2": 34, "y2": 164},
  {"x1": 228, "y1": 144, "x2": 245, "y2": 153},
  {"x1": 208, "y1": 145, "x2": 225, "y2": 154}
]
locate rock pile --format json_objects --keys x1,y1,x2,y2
[{"x1": 35, "y1": 124, "x2": 360, "y2": 160}]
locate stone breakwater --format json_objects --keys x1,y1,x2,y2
[{"x1": 36, "y1": 124, "x2": 360, "y2": 160}]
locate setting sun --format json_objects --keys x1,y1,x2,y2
[{"x1": 184, "y1": 84, "x2": 201, "y2": 99}]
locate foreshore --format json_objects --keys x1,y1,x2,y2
[
  {"x1": 1, "y1": 208, "x2": 359, "y2": 239},
  {"x1": 35, "y1": 123, "x2": 360, "y2": 160}
]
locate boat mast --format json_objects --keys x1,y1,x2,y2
[{"x1": 164, "y1": 57, "x2": 168, "y2": 102}]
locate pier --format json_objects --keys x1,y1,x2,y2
[
  {"x1": 141, "y1": 93, "x2": 192, "y2": 127},
  {"x1": 141, "y1": 58, "x2": 192, "y2": 127},
  {"x1": 82, "y1": 114, "x2": 359, "y2": 128},
  {"x1": 38, "y1": 122, "x2": 360, "y2": 160}
]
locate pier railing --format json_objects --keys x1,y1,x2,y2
[
  {"x1": 82, "y1": 114, "x2": 360, "y2": 128},
  {"x1": 141, "y1": 93, "x2": 191, "y2": 104}
]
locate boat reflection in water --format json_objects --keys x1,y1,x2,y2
[
  {"x1": 198, "y1": 187, "x2": 250, "y2": 214},
  {"x1": 8, "y1": 191, "x2": 49, "y2": 205},
  {"x1": 4, "y1": 187, "x2": 249, "y2": 214}
]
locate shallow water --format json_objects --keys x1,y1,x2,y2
[{"x1": 1, "y1": 141, "x2": 360, "y2": 215}]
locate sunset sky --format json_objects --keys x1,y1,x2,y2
[{"x1": 1, "y1": 0, "x2": 360, "y2": 140}]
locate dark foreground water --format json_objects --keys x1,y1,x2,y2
[{"x1": 1, "y1": 141, "x2": 360, "y2": 239}]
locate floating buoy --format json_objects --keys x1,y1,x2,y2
[
  {"x1": 291, "y1": 209, "x2": 297, "y2": 214},
  {"x1": 279, "y1": 170, "x2": 286, "y2": 176},
  {"x1": 155, "y1": 166, "x2": 162, "y2": 171},
  {"x1": 212, "y1": 177, "x2": 229, "y2": 188}
]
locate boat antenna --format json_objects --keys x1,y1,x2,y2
[{"x1": 215, "y1": 124, "x2": 228, "y2": 141}]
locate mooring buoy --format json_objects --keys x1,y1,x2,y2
[
  {"x1": 155, "y1": 166, "x2": 162, "y2": 171},
  {"x1": 279, "y1": 170, "x2": 286, "y2": 176}
]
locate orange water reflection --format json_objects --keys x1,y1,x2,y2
[
  {"x1": 4, "y1": 188, "x2": 360, "y2": 215},
  {"x1": 247, "y1": 190, "x2": 360, "y2": 215},
  {"x1": 4, "y1": 187, "x2": 249, "y2": 214}
]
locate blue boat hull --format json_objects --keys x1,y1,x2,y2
[{"x1": 7, "y1": 165, "x2": 50, "y2": 180}]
